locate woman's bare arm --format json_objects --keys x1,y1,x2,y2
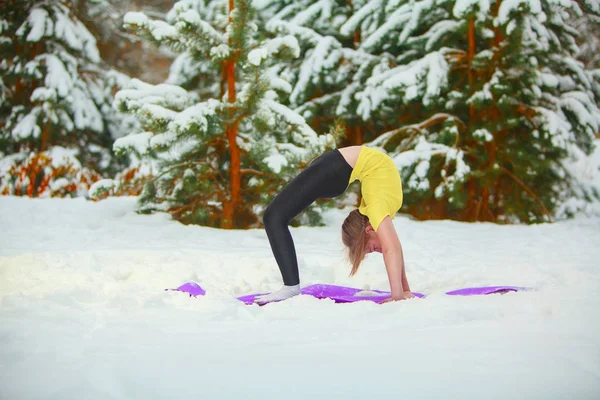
[
  {"x1": 376, "y1": 216, "x2": 410, "y2": 299},
  {"x1": 401, "y1": 259, "x2": 411, "y2": 293}
]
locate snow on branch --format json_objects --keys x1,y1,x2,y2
[
  {"x1": 16, "y1": 3, "x2": 100, "y2": 62},
  {"x1": 174, "y1": 10, "x2": 225, "y2": 48},
  {"x1": 360, "y1": 2, "x2": 412, "y2": 51},
  {"x1": 41, "y1": 54, "x2": 74, "y2": 97},
  {"x1": 560, "y1": 92, "x2": 600, "y2": 135},
  {"x1": 114, "y1": 132, "x2": 154, "y2": 155},
  {"x1": 137, "y1": 104, "x2": 178, "y2": 128},
  {"x1": 372, "y1": 113, "x2": 464, "y2": 150},
  {"x1": 17, "y1": 7, "x2": 52, "y2": 42},
  {"x1": 340, "y1": 0, "x2": 383, "y2": 37},
  {"x1": 290, "y1": 0, "x2": 333, "y2": 26},
  {"x1": 54, "y1": 4, "x2": 100, "y2": 61},
  {"x1": 248, "y1": 35, "x2": 300, "y2": 66},
  {"x1": 116, "y1": 99, "x2": 221, "y2": 155},
  {"x1": 357, "y1": 52, "x2": 449, "y2": 120},
  {"x1": 453, "y1": 0, "x2": 491, "y2": 18},
  {"x1": 290, "y1": 36, "x2": 342, "y2": 105},
  {"x1": 114, "y1": 78, "x2": 195, "y2": 113},
  {"x1": 265, "y1": 100, "x2": 306, "y2": 126},
  {"x1": 423, "y1": 20, "x2": 461, "y2": 52},
  {"x1": 267, "y1": 35, "x2": 301, "y2": 58},
  {"x1": 11, "y1": 109, "x2": 41, "y2": 140},
  {"x1": 496, "y1": 0, "x2": 542, "y2": 25},
  {"x1": 335, "y1": 83, "x2": 359, "y2": 116},
  {"x1": 124, "y1": 12, "x2": 177, "y2": 41},
  {"x1": 261, "y1": 95, "x2": 333, "y2": 148},
  {"x1": 170, "y1": 100, "x2": 221, "y2": 135},
  {"x1": 266, "y1": 19, "x2": 322, "y2": 46},
  {"x1": 560, "y1": 57, "x2": 594, "y2": 90},
  {"x1": 388, "y1": 136, "x2": 470, "y2": 195}
]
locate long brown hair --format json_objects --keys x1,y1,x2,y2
[{"x1": 341, "y1": 209, "x2": 370, "y2": 276}]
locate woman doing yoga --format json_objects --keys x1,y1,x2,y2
[{"x1": 254, "y1": 145, "x2": 414, "y2": 304}]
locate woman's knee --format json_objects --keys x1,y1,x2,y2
[{"x1": 262, "y1": 202, "x2": 281, "y2": 229}]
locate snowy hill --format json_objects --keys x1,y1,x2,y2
[{"x1": 1, "y1": 196, "x2": 599, "y2": 399}]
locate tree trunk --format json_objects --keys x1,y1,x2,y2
[
  {"x1": 466, "y1": 178, "x2": 476, "y2": 221},
  {"x1": 492, "y1": 0, "x2": 504, "y2": 49},
  {"x1": 345, "y1": 124, "x2": 363, "y2": 146},
  {"x1": 222, "y1": 0, "x2": 241, "y2": 229},
  {"x1": 467, "y1": 17, "x2": 476, "y2": 121}
]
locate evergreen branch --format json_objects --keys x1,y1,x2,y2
[
  {"x1": 147, "y1": 160, "x2": 224, "y2": 190},
  {"x1": 499, "y1": 165, "x2": 553, "y2": 223},
  {"x1": 170, "y1": 192, "x2": 220, "y2": 219},
  {"x1": 177, "y1": 24, "x2": 222, "y2": 53},
  {"x1": 165, "y1": 166, "x2": 188, "y2": 195},
  {"x1": 230, "y1": 111, "x2": 250, "y2": 128},
  {"x1": 125, "y1": 21, "x2": 180, "y2": 50},
  {"x1": 240, "y1": 168, "x2": 272, "y2": 178},
  {"x1": 515, "y1": 103, "x2": 538, "y2": 123},
  {"x1": 441, "y1": 48, "x2": 467, "y2": 69},
  {"x1": 175, "y1": 9, "x2": 224, "y2": 48},
  {"x1": 295, "y1": 92, "x2": 341, "y2": 112},
  {"x1": 376, "y1": 113, "x2": 464, "y2": 151}
]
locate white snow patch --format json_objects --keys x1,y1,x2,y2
[{"x1": 0, "y1": 197, "x2": 599, "y2": 398}]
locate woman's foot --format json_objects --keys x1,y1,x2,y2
[{"x1": 254, "y1": 284, "x2": 301, "y2": 304}]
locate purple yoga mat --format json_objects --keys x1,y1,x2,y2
[
  {"x1": 164, "y1": 281, "x2": 206, "y2": 297},
  {"x1": 236, "y1": 284, "x2": 425, "y2": 305},
  {"x1": 445, "y1": 286, "x2": 530, "y2": 296},
  {"x1": 166, "y1": 282, "x2": 530, "y2": 304},
  {"x1": 300, "y1": 283, "x2": 425, "y2": 304}
]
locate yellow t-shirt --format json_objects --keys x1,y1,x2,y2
[{"x1": 348, "y1": 146, "x2": 403, "y2": 232}]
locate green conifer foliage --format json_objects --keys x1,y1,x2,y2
[
  {"x1": 107, "y1": 0, "x2": 333, "y2": 229},
  {"x1": 257, "y1": 0, "x2": 390, "y2": 147},
  {"x1": 343, "y1": 0, "x2": 600, "y2": 223},
  {"x1": 0, "y1": 0, "x2": 125, "y2": 197},
  {"x1": 262, "y1": 0, "x2": 599, "y2": 223}
]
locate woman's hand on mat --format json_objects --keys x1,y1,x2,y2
[
  {"x1": 381, "y1": 296, "x2": 404, "y2": 303},
  {"x1": 381, "y1": 291, "x2": 415, "y2": 303}
]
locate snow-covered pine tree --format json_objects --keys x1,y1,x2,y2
[
  {"x1": 254, "y1": 0, "x2": 464, "y2": 215},
  {"x1": 0, "y1": 0, "x2": 128, "y2": 197},
  {"x1": 342, "y1": 0, "x2": 600, "y2": 223},
  {"x1": 106, "y1": 0, "x2": 333, "y2": 229},
  {"x1": 256, "y1": 0, "x2": 383, "y2": 145}
]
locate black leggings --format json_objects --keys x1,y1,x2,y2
[{"x1": 263, "y1": 149, "x2": 353, "y2": 286}]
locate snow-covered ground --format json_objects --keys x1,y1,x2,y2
[{"x1": 1, "y1": 196, "x2": 599, "y2": 399}]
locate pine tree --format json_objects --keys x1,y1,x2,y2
[
  {"x1": 103, "y1": 0, "x2": 334, "y2": 229},
  {"x1": 0, "y1": 0, "x2": 127, "y2": 197},
  {"x1": 257, "y1": 0, "x2": 378, "y2": 145},
  {"x1": 337, "y1": 0, "x2": 600, "y2": 223},
  {"x1": 262, "y1": 0, "x2": 600, "y2": 222}
]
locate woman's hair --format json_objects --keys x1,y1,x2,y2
[{"x1": 341, "y1": 209, "x2": 370, "y2": 276}]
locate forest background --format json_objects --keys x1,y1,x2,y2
[{"x1": 1, "y1": 0, "x2": 599, "y2": 229}]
